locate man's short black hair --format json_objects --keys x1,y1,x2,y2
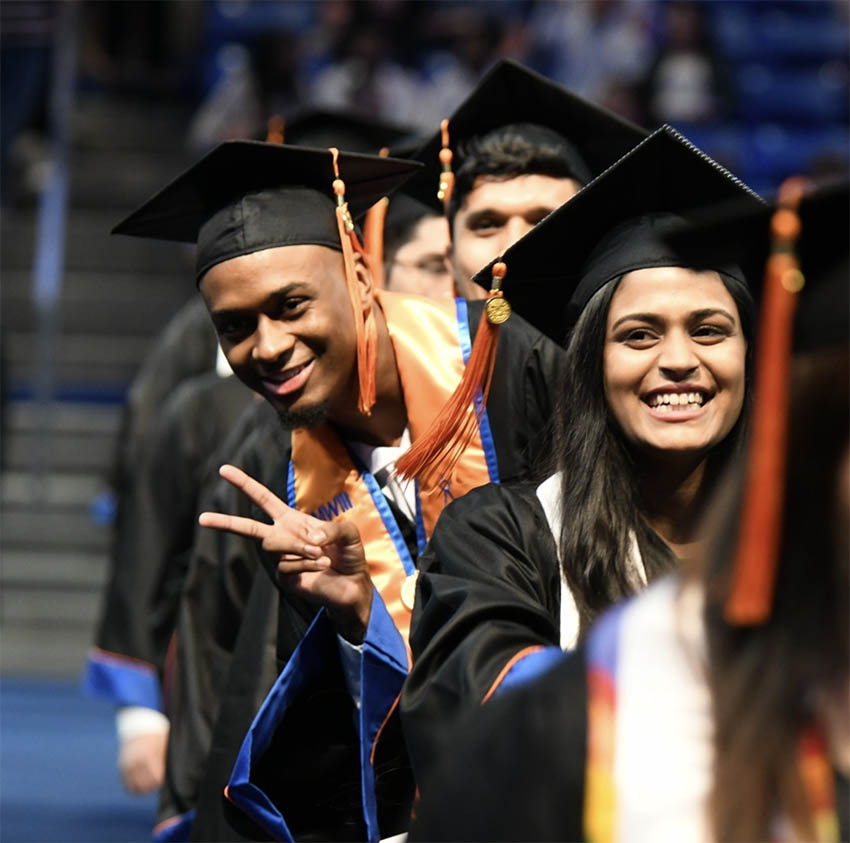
[{"x1": 446, "y1": 122, "x2": 590, "y2": 224}]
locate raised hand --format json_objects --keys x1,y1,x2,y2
[{"x1": 199, "y1": 464, "x2": 372, "y2": 643}]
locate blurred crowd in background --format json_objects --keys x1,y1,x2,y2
[{"x1": 3, "y1": 0, "x2": 849, "y2": 203}]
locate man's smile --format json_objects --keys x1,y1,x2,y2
[{"x1": 261, "y1": 359, "x2": 316, "y2": 397}]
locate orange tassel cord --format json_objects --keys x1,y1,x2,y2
[
  {"x1": 363, "y1": 196, "x2": 389, "y2": 289},
  {"x1": 362, "y1": 147, "x2": 391, "y2": 287},
  {"x1": 330, "y1": 147, "x2": 378, "y2": 416},
  {"x1": 724, "y1": 177, "x2": 809, "y2": 625},
  {"x1": 437, "y1": 119, "x2": 454, "y2": 210},
  {"x1": 395, "y1": 261, "x2": 509, "y2": 487},
  {"x1": 266, "y1": 115, "x2": 285, "y2": 144}
]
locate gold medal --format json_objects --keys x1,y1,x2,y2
[
  {"x1": 485, "y1": 296, "x2": 511, "y2": 325},
  {"x1": 401, "y1": 571, "x2": 419, "y2": 611}
]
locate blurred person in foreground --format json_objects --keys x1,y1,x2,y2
[{"x1": 411, "y1": 179, "x2": 849, "y2": 842}]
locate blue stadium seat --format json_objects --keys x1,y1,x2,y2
[
  {"x1": 736, "y1": 64, "x2": 848, "y2": 124},
  {"x1": 710, "y1": 3, "x2": 847, "y2": 64},
  {"x1": 744, "y1": 124, "x2": 850, "y2": 188}
]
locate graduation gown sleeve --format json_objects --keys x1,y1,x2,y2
[
  {"x1": 409, "y1": 648, "x2": 587, "y2": 842},
  {"x1": 400, "y1": 482, "x2": 564, "y2": 785}
]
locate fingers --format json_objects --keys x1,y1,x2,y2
[
  {"x1": 277, "y1": 557, "x2": 332, "y2": 575},
  {"x1": 324, "y1": 518, "x2": 362, "y2": 547},
  {"x1": 218, "y1": 465, "x2": 332, "y2": 541},
  {"x1": 219, "y1": 464, "x2": 289, "y2": 519},
  {"x1": 198, "y1": 511, "x2": 271, "y2": 540}
]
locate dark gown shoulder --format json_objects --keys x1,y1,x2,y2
[
  {"x1": 402, "y1": 480, "x2": 563, "y2": 784},
  {"x1": 410, "y1": 647, "x2": 588, "y2": 842}
]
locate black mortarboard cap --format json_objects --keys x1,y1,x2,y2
[
  {"x1": 662, "y1": 179, "x2": 849, "y2": 354},
  {"x1": 470, "y1": 125, "x2": 764, "y2": 346},
  {"x1": 111, "y1": 140, "x2": 423, "y2": 280},
  {"x1": 404, "y1": 58, "x2": 648, "y2": 212},
  {"x1": 271, "y1": 105, "x2": 418, "y2": 154}
]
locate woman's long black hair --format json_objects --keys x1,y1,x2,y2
[{"x1": 552, "y1": 272, "x2": 755, "y2": 634}]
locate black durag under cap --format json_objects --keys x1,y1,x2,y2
[
  {"x1": 470, "y1": 125, "x2": 764, "y2": 346},
  {"x1": 111, "y1": 140, "x2": 423, "y2": 281},
  {"x1": 196, "y1": 187, "x2": 341, "y2": 279}
]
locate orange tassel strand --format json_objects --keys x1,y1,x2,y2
[
  {"x1": 437, "y1": 119, "x2": 454, "y2": 209},
  {"x1": 266, "y1": 115, "x2": 285, "y2": 144},
  {"x1": 395, "y1": 261, "x2": 510, "y2": 486},
  {"x1": 363, "y1": 197, "x2": 389, "y2": 289},
  {"x1": 329, "y1": 147, "x2": 377, "y2": 415},
  {"x1": 724, "y1": 177, "x2": 809, "y2": 625}
]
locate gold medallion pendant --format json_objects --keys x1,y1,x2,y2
[{"x1": 485, "y1": 296, "x2": 512, "y2": 325}]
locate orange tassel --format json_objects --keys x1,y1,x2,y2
[
  {"x1": 437, "y1": 119, "x2": 454, "y2": 210},
  {"x1": 396, "y1": 262, "x2": 509, "y2": 485},
  {"x1": 363, "y1": 196, "x2": 389, "y2": 289},
  {"x1": 330, "y1": 147, "x2": 377, "y2": 416},
  {"x1": 724, "y1": 177, "x2": 808, "y2": 625},
  {"x1": 266, "y1": 115, "x2": 285, "y2": 144}
]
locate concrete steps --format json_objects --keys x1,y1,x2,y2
[{"x1": 2, "y1": 91, "x2": 194, "y2": 678}]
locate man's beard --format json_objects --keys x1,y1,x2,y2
[{"x1": 275, "y1": 400, "x2": 330, "y2": 430}]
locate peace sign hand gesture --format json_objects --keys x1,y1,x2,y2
[{"x1": 199, "y1": 464, "x2": 373, "y2": 643}]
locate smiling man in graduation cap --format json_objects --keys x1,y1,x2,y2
[
  {"x1": 84, "y1": 108, "x2": 431, "y2": 801},
  {"x1": 405, "y1": 58, "x2": 648, "y2": 298},
  {"x1": 113, "y1": 138, "x2": 568, "y2": 841}
]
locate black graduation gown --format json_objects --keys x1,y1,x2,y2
[
  {"x1": 159, "y1": 301, "x2": 566, "y2": 842},
  {"x1": 409, "y1": 649, "x2": 587, "y2": 842},
  {"x1": 400, "y1": 482, "x2": 564, "y2": 787},
  {"x1": 157, "y1": 397, "x2": 285, "y2": 836},
  {"x1": 85, "y1": 372, "x2": 256, "y2": 710}
]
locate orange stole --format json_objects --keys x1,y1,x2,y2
[{"x1": 289, "y1": 290, "x2": 494, "y2": 645}]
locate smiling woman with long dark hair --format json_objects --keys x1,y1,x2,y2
[
  {"x1": 554, "y1": 261, "x2": 752, "y2": 634},
  {"x1": 399, "y1": 126, "x2": 763, "y2": 784}
]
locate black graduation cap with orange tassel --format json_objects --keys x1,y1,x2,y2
[
  {"x1": 404, "y1": 59, "x2": 648, "y2": 215},
  {"x1": 111, "y1": 140, "x2": 422, "y2": 416},
  {"x1": 259, "y1": 106, "x2": 421, "y2": 290},
  {"x1": 664, "y1": 177, "x2": 849, "y2": 624}
]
